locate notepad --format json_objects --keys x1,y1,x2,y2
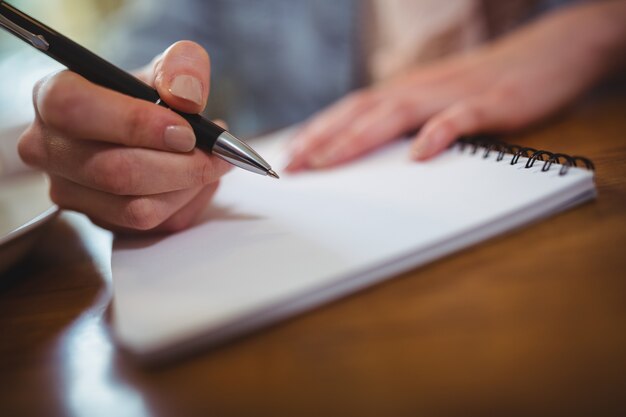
[{"x1": 111, "y1": 130, "x2": 596, "y2": 361}]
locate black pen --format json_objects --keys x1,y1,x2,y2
[{"x1": 0, "y1": 1, "x2": 278, "y2": 179}]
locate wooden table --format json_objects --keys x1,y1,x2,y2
[{"x1": 1, "y1": 94, "x2": 625, "y2": 417}]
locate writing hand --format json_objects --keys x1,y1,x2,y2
[{"x1": 18, "y1": 41, "x2": 230, "y2": 232}]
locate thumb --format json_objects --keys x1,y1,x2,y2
[{"x1": 147, "y1": 41, "x2": 211, "y2": 114}]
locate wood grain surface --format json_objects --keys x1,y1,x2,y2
[{"x1": 1, "y1": 94, "x2": 625, "y2": 417}]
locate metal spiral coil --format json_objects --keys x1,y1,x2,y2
[{"x1": 456, "y1": 136, "x2": 595, "y2": 176}]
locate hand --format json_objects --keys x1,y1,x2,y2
[
  {"x1": 18, "y1": 41, "x2": 231, "y2": 233},
  {"x1": 286, "y1": 1, "x2": 626, "y2": 171}
]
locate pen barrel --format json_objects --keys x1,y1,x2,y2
[{"x1": 179, "y1": 112, "x2": 224, "y2": 151}]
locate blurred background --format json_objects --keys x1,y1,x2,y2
[
  {"x1": 0, "y1": 0, "x2": 124, "y2": 126},
  {"x1": 0, "y1": 0, "x2": 361, "y2": 137},
  {"x1": 1, "y1": 0, "x2": 621, "y2": 141}
]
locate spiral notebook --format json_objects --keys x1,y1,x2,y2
[{"x1": 111, "y1": 131, "x2": 596, "y2": 362}]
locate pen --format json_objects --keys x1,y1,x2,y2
[{"x1": 0, "y1": 1, "x2": 278, "y2": 179}]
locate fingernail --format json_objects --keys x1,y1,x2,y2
[
  {"x1": 284, "y1": 160, "x2": 301, "y2": 172},
  {"x1": 412, "y1": 129, "x2": 444, "y2": 160},
  {"x1": 169, "y1": 75, "x2": 203, "y2": 106},
  {"x1": 164, "y1": 125, "x2": 196, "y2": 152},
  {"x1": 411, "y1": 140, "x2": 428, "y2": 160}
]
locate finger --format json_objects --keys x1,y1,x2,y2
[
  {"x1": 132, "y1": 53, "x2": 163, "y2": 84},
  {"x1": 48, "y1": 175, "x2": 205, "y2": 231},
  {"x1": 411, "y1": 94, "x2": 507, "y2": 161},
  {"x1": 93, "y1": 183, "x2": 219, "y2": 234},
  {"x1": 286, "y1": 90, "x2": 380, "y2": 172},
  {"x1": 156, "y1": 183, "x2": 219, "y2": 233},
  {"x1": 34, "y1": 70, "x2": 197, "y2": 152},
  {"x1": 296, "y1": 99, "x2": 420, "y2": 170},
  {"x1": 19, "y1": 132, "x2": 231, "y2": 195},
  {"x1": 150, "y1": 41, "x2": 211, "y2": 113}
]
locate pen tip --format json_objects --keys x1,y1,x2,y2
[{"x1": 267, "y1": 169, "x2": 280, "y2": 179}]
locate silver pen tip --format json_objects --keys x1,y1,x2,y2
[{"x1": 267, "y1": 169, "x2": 280, "y2": 179}]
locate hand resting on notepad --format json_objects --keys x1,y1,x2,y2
[{"x1": 286, "y1": 1, "x2": 626, "y2": 172}]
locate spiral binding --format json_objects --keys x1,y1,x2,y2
[{"x1": 456, "y1": 136, "x2": 595, "y2": 176}]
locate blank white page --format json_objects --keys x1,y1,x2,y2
[{"x1": 111, "y1": 131, "x2": 595, "y2": 360}]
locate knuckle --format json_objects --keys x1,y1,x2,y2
[
  {"x1": 434, "y1": 117, "x2": 457, "y2": 138},
  {"x1": 390, "y1": 97, "x2": 416, "y2": 124},
  {"x1": 17, "y1": 124, "x2": 46, "y2": 167},
  {"x1": 444, "y1": 100, "x2": 483, "y2": 133},
  {"x1": 123, "y1": 197, "x2": 163, "y2": 230},
  {"x1": 188, "y1": 155, "x2": 226, "y2": 187},
  {"x1": 461, "y1": 102, "x2": 485, "y2": 126},
  {"x1": 494, "y1": 80, "x2": 522, "y2": 102},
  {"x1": 125, "y1": 103, "x2": 154, "y2": 146},
  {"x1": 37, "y1": 72, "x2": 83, "y2": 130},
  {"x1": 199, "y1": 158, "x2": 219, "y2": 185},
  {"x1": 492, "y1": 84, "x2": 527, "y2": 129},
  {"x1": 91, "y1": 150, "x2": 136, "y2": 195}
]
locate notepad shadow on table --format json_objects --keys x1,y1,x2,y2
[{"x1": 110, "y1": 130, "x2": 596, "y2": 363}]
